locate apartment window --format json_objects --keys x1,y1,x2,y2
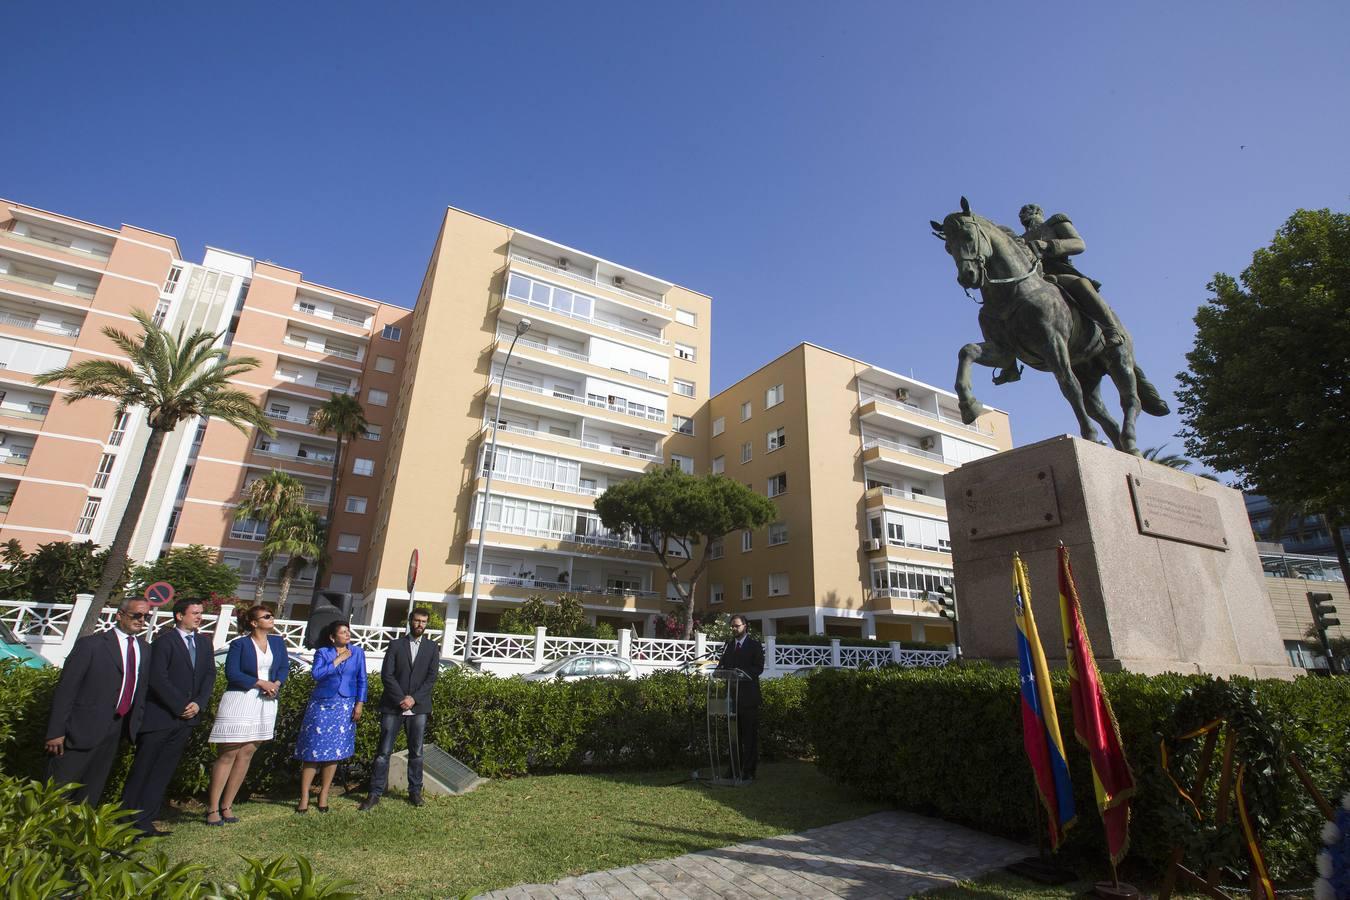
[
  {"x1": 741, "y1": 577, "x2": 753, "y2": 600},
  {"x1": 375, "y1": 355, "x2": 396, "y2": 374},
  {"x1": 740, "y1": 442, "x2": 752, "y2": 464},
  {"x1": 767, "y1": 427, "x2": 786, "y2": 451},
  {"x1": 230, "y1": 517, "x2": 267, "y2": 542},
  {"x1": 741, "y1": 530, "x2": 753, "y2": 552},
  {"x1": 769, "y1": 522, "x2": 788, "y2": 545},
  {"x1": 712, "y1": 416, "x2": 725, "y2": 436},
  {"x1": 353, "y1": 457, "x2": 374, "y2": 476},
  {"x1": 368, "y1": 388, "x2": 388, "y2": 407},
  {"x1": 328, "y1": 573, "x2": 353, "y2": 593},
  {"x1": 768, "y1": 572, "x2": 790, "y2": 596},
  {"x1": 162, "y1": 265, "x2": 183, "y2": 293},
  {"x1": 345, "y1": 496, "x2": 367, "y2": 514},
  {"x1": 672, "y1": 415, "x2": 694, "y2": 435},
  {"x1": 298, "y1": 301, "x2": 317, "y2": 315},
  {"x1": 29, "y1": 401, "x2": 51, "y2": 417},
  {"x1": 163, "y1": 509, "x2": 180, "y2": 545},
  {"x1": 674, "y1": 342, "x2": 695, "y2": 361},
  {"x1": 75, "y1": 497, "x2": 101, "y2": 535},
  {"x1": 362, "y1": 424, "x2": 382, "y2": 441},
  {"x1": 337, "y1": 533, "x2": 361, "y2": 553},
  {"x1": 709, "y1": 539, "x2": 724, "y2": 560},
  {"x1": 381, "y1": 324, "x2": 402, "y2": 341},
  {"x1": 277, "y1": 366, "x2": 301, "y2": 382},
  {"x1": 675, "y1": 308, "x2": 697, "y2": 327},
  {"x1": 765, "y1": 383, "x2": 784, "y2": 408},
  {"x1": 711, "y1": 455, "x2": 725, "y2": 475},
  {"x1": 152, "y1": 299, "x2": 171, "y2": 326},
  {"x1": 670, "y1": 454, "x2": 694, "y2": 475},
  {"x1": 768, "y1": 472, "x2": 788, "y2": 497},
  {"x1": 92, "y1": 453, "x2": 116, "y2": 490},
  {"x1": 107, "y1": 411, "x2": 129, "y2": 446},
  {"x1": 740, "y1": 401, "x2": 752, "y2": 421},
  {"x1": 192, "y1": 421, "x2": 207, "y2": 448},
  {"x1": 268, "y1": 402, "x2": 291, "y2": 420},
  {"x1": 673, "y1": 379, "x2": 695, "y2": 398}
]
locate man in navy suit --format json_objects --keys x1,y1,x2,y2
[
  {"x1": 717, "y1": 614, "x2": 765, "y2": 782},
  {"x1": 45, "y1": 598, "x2": 153, "y2": 805},
  {"x1": 360, "y1": 608, "x2": 440, "y2": 809},
  {"x1": 121, "y1": 598, "x2": 216, "y2": 837}
]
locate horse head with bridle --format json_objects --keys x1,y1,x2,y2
[{"x1": 930, "y1": 197, "x2": 1168, "y2": 456}]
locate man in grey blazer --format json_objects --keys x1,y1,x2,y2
[
  {"x1": 45, "y1": 598, "x2": 154, "y2": 805},
  {"x1": 121, "y1": 598, "x2": 216, "y2": 836},
  {"x1": 360, "y1": 608, "x2": 439, "y2": 809}
]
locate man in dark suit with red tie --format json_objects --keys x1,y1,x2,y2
[
  {"x1": 717, "y1": 614, "x2": 765, "y2": 782},
  {"x1": 45, "y1": 598, "x2": 153, "y2": 805},
  {"x1": 360, "y1": 608, "x2": 440, "y2": 810},
  {"x1": 121, "y1": 598, "x2": 216, "y2": 836}
]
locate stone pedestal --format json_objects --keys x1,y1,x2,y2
[{"x1": 944, "y1": 435, "x2": 1298, "y2": 679}]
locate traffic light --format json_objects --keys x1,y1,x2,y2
[
  {"x1": 1308, "y1": 592, "x2": 1340, "y2": 629},
  {"x1": 935, "y1": 584, "x2": 958, "y2": 621}
]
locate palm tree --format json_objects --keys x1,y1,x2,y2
[
  {"x1": 235, "y1": 471, "x2": 306, "y2": 604},
  {"x1": 310, "y1": 393, "x2": 367, "y2": 604},
  {"x1": 1142, "y1": 444, "x2": 1193, "y2": 469},
  {"x1": 267, "y1": 507, "x2": 327, "y2": 612},
  {"x1": 36, "y1": 309, "x2": 271, "y2": 636}
]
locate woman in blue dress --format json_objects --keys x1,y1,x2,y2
[{"x1": 294, "y1": 621, "x2": 366, "y2": 812}]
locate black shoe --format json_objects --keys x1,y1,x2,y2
[
  {"x1": 408, "y1": 792, "x2": 425, "y2": 807},
  {"x1": 357, "y1": 796, "x2": 380, "y2": 812},
  {"x1": 316, "y1": 805, "x2": 329, "y2": 813}
]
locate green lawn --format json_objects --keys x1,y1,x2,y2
[
  {"x1": 920, "y1": 871, "x2": 1210, "y2": 898},
  {"x1": 151, "y1": 761, "x2": 886, "y2": 898}
]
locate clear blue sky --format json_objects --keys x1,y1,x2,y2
[{"x1": 6, "y1": 3, "x2": 1348, "y2": 464}]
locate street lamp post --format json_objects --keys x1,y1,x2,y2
[{"x1": 463, "y1": 317, "x2": 531, "y2": 664}]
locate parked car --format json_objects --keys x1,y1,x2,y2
[
  {"x1": 0, "y1": 620, "x2": 50, "y2": 668},
  {"x1": 521, "y1": 654, "x2": 633, "y2": 682}
]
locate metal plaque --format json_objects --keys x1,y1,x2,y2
[
  {"x1": 422, "y1": 744, "x2": 485, "y2": 795},
  {"x1": 960, "y1": 466, "x2": 1061, "y2": 541},
  {"x1": 1128, "y1": 475, "x2": 1228, "y2": 551}
]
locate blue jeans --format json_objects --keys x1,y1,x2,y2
[{"x1": 369, "y1": 711, "x2": 427, "y2": 796}]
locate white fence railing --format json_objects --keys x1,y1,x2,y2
[{"x1": 3, "y1": 597, "x2": 954, "y2": 676}]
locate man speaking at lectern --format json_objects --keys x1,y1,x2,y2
[{"x1": 717, "y1": 615, "x2": 764, "y2": 782}]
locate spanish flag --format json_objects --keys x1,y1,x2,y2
[
  {"x1": 1013, "y1": 553, "x2": 1077, "y2": 849},
  {"x1": 1058, "y1": 545, "x2": 1135, "y2": 865}
]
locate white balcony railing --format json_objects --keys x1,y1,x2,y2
[
  {"x1": 862, "y1": 435, "x2": 953, "y2": 466},
  {"x1": 283, "y1": 336, "x2": 363, "y2": 361},
  {"x1": 483, "y1": 421, "x2": 662, "y2": 464},
  {"x1": 293, "y1": 305, "x2": 370, "y2": 330},
  {"x1": 253, "y1": 446, "x2": 335, "y2": 465},
  {"x1": 509, "y1": 253, "x2": 672, "y2": 312},
  {"x1": 474, "y1": 573, "x2": 659, "y2": 601},
  {"x1": 266, "y1": 410, "x2": 316, "y2": 426},
  {"x1": 860, "y1": 393, "x2": 994, "y2": 436},
  {"x1": 492, "y1": 376, "x2": 666, "y2": 424},
  {"x1": 503, "y1": 294, "x2": 668, "y2": 345},
  {"x1": 495, "y1": 330, "x2": 668, "y2": 385},
  {"x1": 0, "y1": 228, "x2": 111, "y2": 260},
  {"x1": 0, "y1": 270, "x2": 96, "y2": 298},
  {"x1": 478, "y1": 466, "x2": 603, "y2": 497},
  {"x1": 873, "y1": 486, "x2": 947, "y2": 508},
  {"x1": 0, "y1": 311, "x2": 81, "y2": 337},
  {"x1": 474, "y1": 521, "x2": 653, "y2": 554},
  {"x1": 0, "y1": 406, "x2": 48, "y2": 422}
]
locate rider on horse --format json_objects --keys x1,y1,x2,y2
[{"x1": 995, "y1": 204, "x2": 1125, "y2": 384}]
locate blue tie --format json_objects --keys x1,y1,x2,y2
[{"x1": 186, "y1": 634, "x2": 197, "y2": 669}]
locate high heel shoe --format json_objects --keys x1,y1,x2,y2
[
  {"x1": 295, "y1": 804, "x2": 309, "y2": 814},
  {"x1": 204, "y1": 809, "x2": 224, "y2": 826},
  {"x1": 316, "y1": 804, "x2": 330, "y2": 813},
  {"x1": 219, "y1": 806, "x2": 240, "y2": 824}
]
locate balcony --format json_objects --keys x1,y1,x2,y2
[
  {"x1": 501, "y1": 280, "x2": 667, "y2": 346},
  {"x1": 866, "y1": 588, "x2": 945, "y2": 618},
  {"x1": 0, "y1": 309, "x2": 81, "y2": 339},
  {"x1": 476, "y1": 466, "x2": 603, "y2": 498},
  {"x1": 468, "y1": 521, "x2": 657, "y2": 559},
  {"x1": 858, "y1": 393, "x2": 996, "y2": 442},
  {"x1": 0, "y1": 223, "x2": 112, "y2": 262},
  {"x1": 0, "y1": 452, "x2": 30, "y2": 470},
  {"x1": 0, "y1": 405, "x2": 49, "y2": 424},
  {"x1": 484, "y1": 422, "x2": 660, "y2": 468},
  {"x1": 282, "y1": 334, "x2": 364, "y2": 363},
  {"x1": 265, "y1": 409, "x2": 316, "y2": 427},
  {"x1": 508, "y1": 253, "x2": 672, "y2": 313},
  {"x1": 252, "y1": 446, "x2": 335, "y2": 467},
  {"x1": 495, "y1": 330, "x2": 668, "y2": 386},
  {"x1": 861, "y1": 435, "x2": 956, "y2": 477},
  {"x1": 291, "y1": 303, "x2": 372, "y2": 336},
  {"x1": 491, "y1": 376, "x2": 667, "y2": 430},
  {"x1": 865, "y1": 485, "x2": 948, "y2": 512},
  {"x1": 0, "y1": 268, "x2": 96, "y2": 300},
  {"x1": 469, "y1": 572, "x2": 660, "y2": 602}
]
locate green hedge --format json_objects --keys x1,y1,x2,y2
[
  {"x1": 804, "y1": 664, "x2": 1350, "y2": 883},
  {"x1": 0, "y1": 663, "x2": 810, "y2": 797}
]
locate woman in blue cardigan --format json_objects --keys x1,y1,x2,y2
[
  {"x1": 293, "y1": 621, "x2": 366, "y2": 812},
  {"x1": 204, "y1": 605, "x2": 289, "y2": 825}
]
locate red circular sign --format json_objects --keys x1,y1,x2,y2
[
  {"x1": 407, "y1": 548, "x2": 419, "y2": 596},
  {"x1": 144, "y1": 581, "x2": 175, "y2": 607}
]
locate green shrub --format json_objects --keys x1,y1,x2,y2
[
  {"x1": 804, "y1": 665, "x2": 1350, "y2": 884},
  {"x1": 0, "y1": 774, "x2": 356, "y2": 898}
]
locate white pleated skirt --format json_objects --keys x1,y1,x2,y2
[{"x1": 209, "y1": 688, "x2": 278, "y2": 743}]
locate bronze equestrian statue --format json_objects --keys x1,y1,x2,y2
[{"x1": 930, "y1": 197, "x2": 1168, "y2": 456}]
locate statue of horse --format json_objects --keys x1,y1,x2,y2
[{"x1": 930, "y1": 197, "x2": 1169, "y2": 456}]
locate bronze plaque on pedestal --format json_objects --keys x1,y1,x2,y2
[
  {"x1": 960, "y1": 466, "x2": 1061, "y2": 540},
  {"x1": 1128, "y1": 475, "x2": 1227, "y2": 551}
]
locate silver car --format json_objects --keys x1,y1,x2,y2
[{"x1": 521, "y1": 654, "x2": 633, "y2": 682}]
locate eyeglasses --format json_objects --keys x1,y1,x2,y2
[
  {"x1": 254, "y1": 613, "x2": 274, "y2": 621},
  {"x1": 123, "y1": 612, "x2": 150, "y2": 621}
]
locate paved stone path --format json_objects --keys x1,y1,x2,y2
[{"x1": 476, "y1": 810, "x2": 1028, "y2": 899}]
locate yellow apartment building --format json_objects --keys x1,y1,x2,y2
[
  {"x1": 0, "y1": 200, "x2": 409, "y2": 613},
  {"x1": 703, "y1": 343, "x2": 1011, "y2": 643},
  {"x1": 356, "y1": 208, "x2": 712, "y2": 632}
]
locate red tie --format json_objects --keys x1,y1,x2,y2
[{"x1": 116, "y1": 636, "x2": 135, "y2": 717}]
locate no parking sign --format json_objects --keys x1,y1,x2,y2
[{"x1": 144, "y1": 581, "x2": 175, "y2": 607}]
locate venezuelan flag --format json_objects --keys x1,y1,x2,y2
[{"x1": 1013, "y1": 553, "x2": 1077, "y2": 849}]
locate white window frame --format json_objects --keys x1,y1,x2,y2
[
  {"x1": 711, "y1": 455, "x2": 725, "y2": 475},
  {"x1": 675, "y1": 308, "x2": 697, "y2": 327},
  {"x1": 375, "y1": 355, "x2": 396, "y2": 374},
  {"x1": 368, "y1": 388, "x2": 388, "y2": 407},
  {"x1": 672, "y1": 415, "x2": 694, "y2": 435},
  {"x1": 337, "y1": 533, "x2": 361, "y2": 553},
  {"x1": 75, "y1": 497, "x2": 101, "y2": 535},
  {"x1": 710, "y1": 583, "x2": 725, "y2": 604},
  {"x1": 345, "y1": 496, "x2": 368, "y2": 514},
  {"x1": 381, "y1": 324, "x2": 402, "y2": 341},
  {"x1": 768, "y1": 572, "x2": 790, "y2": 596},
  {"x1": 673, "y1": 379, "x2": 695, "y2": 398},
  {"x1": 162, "y1": 265, "x2": 183, "y2": 294},
  {"x1": 92, "y1": 453, "x2": 116, "y2": 490},
  {"x1": 768, "y1": 522, "x2": 788, "y2": 545},
  {"x1": 767, "y1": 427, "x2": 785, "y2": 452},
  {"x1": 740, "y1": 401, "x2": 752, "y2": 421},
  {"x1": 674, "y1": 342, "x2": 696, "y2": 361},
  {"x1": 712, "y1": 416, "x2": 725, "y2": 436},
  {"x1": 765, "y1": 383, "x2": 784, "y2": 408},
  {"x1": 670, "y1": 453, "x2": 694, "y2": 475},
  {"x1": 768, "y1": 472, "x2": 788, "y2": 497},
  {"x1": 353, "y1": 457, "x2": 374, "y2": 476},
  {"x1": 741, "y1": 442, "x2": 752, "y2": 464},
  {"x1": 741, "y1": 529, "x2": 752, "y2": 553},
  {"x1": 741, "y1": 577, "x2": 753, "y2": 600}
]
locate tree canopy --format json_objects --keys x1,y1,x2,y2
[
  {"x1": 594, "y1": 466, "x2": 777, "y2": 637},
  {"x1": 131, "y1": 545, "x2": 240, "y2": 601},
  {"x1": 1176, "y1": 207, "x2": 1350, "y2": 576}
]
